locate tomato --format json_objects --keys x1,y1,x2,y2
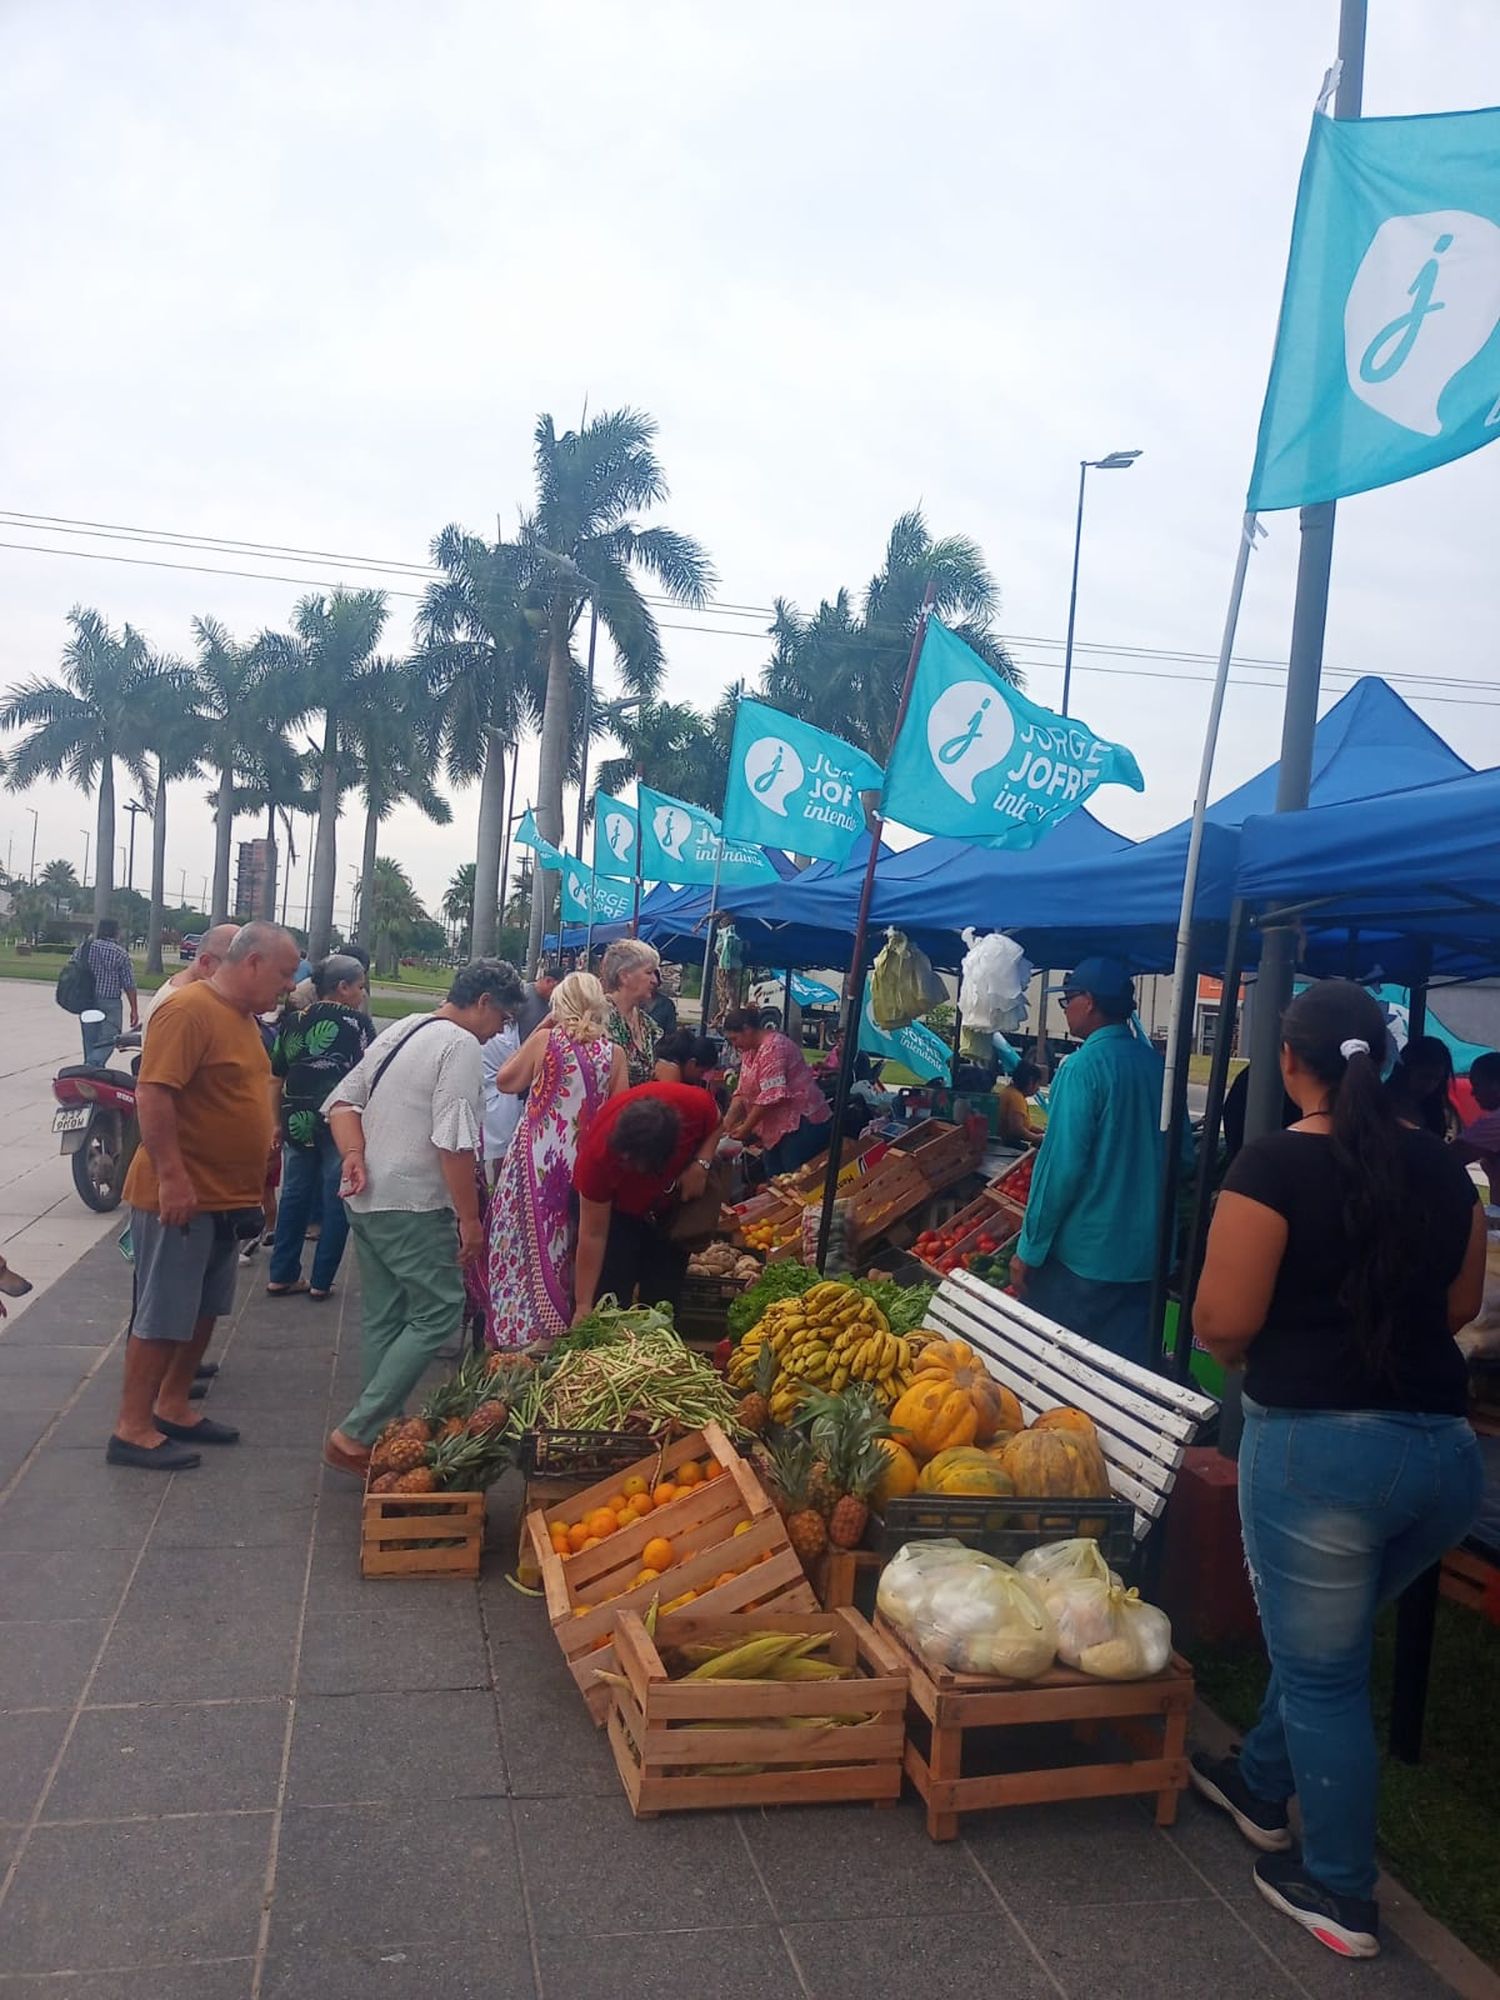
[{"x1": 977, "y1": 1234, "x2": 998, "y2": 1254}]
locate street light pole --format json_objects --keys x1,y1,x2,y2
[
  {"x1": 574, "y1": 600, "x2": 600, "y2": 856},
  {"x1": 80, "y1": 830, "x2": 91, "y2": 889},
  {"x1": 1060, "y1": 450, "x2": 1142, "y2": 717},
  {"x1": 26, "y1": 808, "x2": 38, "y2": 884},
  {"x1": 123, "y1": 799, "x2": 148, "y2": 892}
]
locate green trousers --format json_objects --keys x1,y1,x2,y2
[{"x1": 340, "y1": 1208, "x2": 466, "y2": 1445}]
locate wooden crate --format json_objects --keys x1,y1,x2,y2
[
  {"x1": 869, "y1": 1615, "x2": 1192, "y2": 1841},
  {"x1": 1440, "y1": 1545, "x2": 1500, "y2": 1623},
  {"x1": 894, "y1": 1118, "x2": 987, "y2": 1193},
  {"x1": 524, "y1": 1423, "x2": 816, "y2": 1720},
  {"x1": 606, "y1": 1607, "x2": 908, "y2": 1815},
  {"x1": 810, "y1": 1546, "x2": 883, "y2": 1613},
  {"x1": 360, "y1": 1482, "x2": 485, "y2": 1580},
  {"x1": 914, "y1": 1191, "x2": 1025, "y2": 1278},
  {"x1": 848, "y1": 1156, "x2": 935, "y2": 1250}
]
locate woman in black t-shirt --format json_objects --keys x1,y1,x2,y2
[{"x1": 1191, "y1": 980, "x2": 1484, "y2": 1961}]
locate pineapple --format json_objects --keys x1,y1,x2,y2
[
  {"x1": 799, "y1": 1388, "x2": 892, "y2": 1551},
  {"x1": 437, "y1": 1417, "x2": 466, "y2": 1440},
  {"x1": 390, "y1": 1465, "x2": 438, "y2": 1494},
  {"x1": 768, "y1": 1431, "x2": 828, "y2": 1566},
  {"x1": 369, "y1": 1417, "x2": 430, "y2": 1477},
  {"x1": 369, "y1": 1470, "x2": 401, "y2": 1494},
  {"x1": 735, "y1": 1341, "x2": 777, "y2": 1437},
  {"x1": 806, "y1": 1459, "x2": 837, "y2": 1522},
  {"x1": 465, "y1": 1398, "x2": 510, "y2": 1437}
]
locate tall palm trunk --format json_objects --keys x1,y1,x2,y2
[
  {"x1": 471, "y1": 731, "x2": 506, "y2": 958},
  {"x1": 356, "y1": 800, "x2": 380, "y2": 952},
  {"x1": 94, "y1": 757, "x2": 115, "y2": 925},
  {"x1": 261, "y1": 800, "x2": 280, "y2": 922},
  {"x1": 308, "y1": 711, "x2": 340, "y2": 955},
  {"x1": 211, "y1": 762, "x2": 234, "y2": 925},
  {"x1": 147, "y1": 760, "x2": 168, "y2": 972},
  {"x1": 529, "y1": 607, "x2": 571, "y2": 968}
]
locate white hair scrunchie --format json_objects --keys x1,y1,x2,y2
[{"x1": 1339, "y1": 1037, "x2": 1371, "y2": 1060}]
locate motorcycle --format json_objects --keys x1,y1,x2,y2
[{"x1": 52, "y1": 1021, "x2": 142, "y2": 1213}]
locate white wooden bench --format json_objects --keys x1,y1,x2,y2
[{"x1": 927, "y1": 1270, "x2": 1219, "y2": 1547}]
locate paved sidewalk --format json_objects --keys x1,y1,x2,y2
[{"x1": 0, "y1": 1246, "x2": 1476, "y2": 1998}]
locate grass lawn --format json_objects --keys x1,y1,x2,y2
[
  {"x1": 0, "y1": 944, "x2": 170, "y2": 990},
  {"x1": 1191, "y1": 1599, "x2": 1500, "y2": 1967}
]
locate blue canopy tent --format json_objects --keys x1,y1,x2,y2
[{"x1": 549, "y1": 848, "x2": 802, "y2": 961}]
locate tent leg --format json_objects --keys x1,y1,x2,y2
[
  {"x1": 1408, "y1": 965, "x2": 1429, "y2": 1042},
  {"x1": 1174, "y1": 901, "x2": 1248, "y2": 1383},
  {"x1": 1148, "y1": 926, "x2": 1200, "y2": 1374}
]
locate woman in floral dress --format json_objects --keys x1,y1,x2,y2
[
  {"x1": 600, "y1": 938, "x2": 662, "y2": 1087},
  {"x1": 485, "y1": 972, "x2": 625, "y2": 1348}
]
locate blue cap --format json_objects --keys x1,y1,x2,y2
[{"x1": 1062, "y1": 957, "x2": 1135, "y2": 1009}]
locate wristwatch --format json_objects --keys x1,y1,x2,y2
[{"x1": 696, "y1": 1158, "x2": 714, "y2": 1172}]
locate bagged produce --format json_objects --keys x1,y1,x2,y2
[
  {"x1": 870, "y1": 929, "x2": 946, "y2": 1029},
  {"x1": 1016, "y1": 1537, "x2": 1122, "y2": 1595},
  {"x1": 876, "y1": 1539, "x2": 1057, "y2": 1680},
  {"x1": 958, "y1": 929, "x2": 1032, "y2": 1035},
  {"x1": 1048, "y1": 1577, "x2": 1172, "y2": 1680}
]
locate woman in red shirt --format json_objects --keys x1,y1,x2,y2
[{"x1": 572, "y1": 1083, "x2": 722, "y2": 1317}]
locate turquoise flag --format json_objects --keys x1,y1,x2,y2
[
  {"x1": 791, "y1": 972, "x2": 838, "y2": 1008},
  {"x1": 561, "y1": 858, "x2": 634, "y2": 925},
  {"x1": 722, "y1": 700, "x2": 885, "y2": 864},
  {"x1": 857, "y1": 995, "x2": 951, "y2": 1083},
  {"x1": 638, "y1": 784, "x2": 776, "y2": 887},
  {"x1": 515, "y1": 810, "x2": 570, "y2": 876},
  {"x1": 882, "y1": 620, "x2": 1142, "y2": 848},
  {"x1": 592, "y1": 795, "x2": 639, "y2": 880},
  {"x1": 1249, "y1": 108, "x2": 1500, "y2": 511}
]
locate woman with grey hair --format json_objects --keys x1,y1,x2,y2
[
  {"x1": 601, "y1": 938, "x2": 663, "y2": 1088},
  {"x1": 266, "y1": 954, "x2": 373, "y2": 1298}
]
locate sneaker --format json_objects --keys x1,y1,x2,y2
[
  {"x1": 1189, "y1": 1752, "x2": 1292, "y2": 1852},
  {"x1": 1254, "y1": 1853, "x2": 1380, "y2": 1958},
  {"x1": 238, "y1": 1239, "x2": 259, "y2": 1264}
]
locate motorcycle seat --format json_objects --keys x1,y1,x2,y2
[{"x1": 55, "y1": 1063, "x2": 135, "y2": 1086}]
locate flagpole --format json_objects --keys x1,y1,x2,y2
[
  {"x1": 814, "y1": 581, "x2": 937, "y2": 1273},
  {"x1": 699, "y1": 834, "x2": 726, "y2": 1028},
  {"x1": 630, "y1": 766, "x2": 643, "y2": 939}
]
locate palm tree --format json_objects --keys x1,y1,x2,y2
[
  {"x1": 135, "y1": 656, "x2": 208, "y2": 972},
  {"x1": 40, "y1": 857, "x2": 82, "y2": 915},
  {"x1": 0, "y1": 608, "x2": 152, "y2": 923},
  {"x1": 762, "y1": 509, "x2": 1017, "y2": 760},
  {"x1": 593, "y1": 700, "x2": 722, "y2": 812},
  {"x1": 258, "y1": 589, "x2": 388, "y2": 957},
  {"x1": 232, "y1": 723, "x2": 320, "y2": 925},
  {"x1": 366, "y1": 855, "x2": 426, "y2": 977},
  {"x1": 347, "y1": 659, "x2": 452, "y2": 952},
  {"x1": 443, "y1": 863, "x2": 476, "y2": 953},
  {"x1": 192, "y1": 618, "x2": 262, "y2": 926},
  {"x1": 524, "y1": 408, "x2": 715, "y2": 960},
  {"x1": 417, "y1": 529, "x2": 541, "y2": 957}
]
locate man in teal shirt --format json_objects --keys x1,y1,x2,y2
[{"x1": 1011, "y1": 958, "x2": 1164, "y2": 1368}]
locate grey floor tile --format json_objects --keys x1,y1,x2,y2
[
  {"x1": 32, "y1": 1372, "x2": 122, "y2": 1448},
  {"x1": 0, "y1": 1811, "x2": 272, "y2": 1971},
  {"x1": 0, "y1": 1618, "x2": 106, "y2": 1710},
  {"x1": 0, "y1": 1452, "x2": 164, "y2": 1551},
  {"x1": 259, "y1": 1937, "x2": 537, "y2": 1998},
  {"x1": 269, "y1": 1800, "x2": 525, "y2": 1952},
  {"x1": 0, "y1": 1963, "x2": 253, "y2": 1998},
  {"x1": 495, "y1": 1671, "x2": 621, "y2": 1797},
  {"x1": 0, "y1": 1547, "x2": 138, "y2": 1621},
  {"x1": 788, "y1": 1912, "x2": 1057, "y2": 1998},
  {"x1": 518, "y1": 1794, "x2": 773, "y2": 1935},
  {"x1": 1018, "y1": 1898, "x2": 1303, "y2": 1998},
  {"x1": 739, "y1": 1799, "x2": 995, "y2": 1923},
  {"x1": 286, "y1": 1689, "x2": 503, "y2": 1806},
  {"x1": 45, "y1": 1698, "x2": 289, "y2": 1820},
  {"x1": 120, "y1": 1541, "x2": 309, "y2": 1617},
  {"x1": 0, "y1": 1297, "x2": 125, "y2": 1346},
  {"x1": 963, "y1": 1795, "x2": 1215, "y2": 1908},
  {"x1": 0, "y1": 1411, "x2": 48, "y2": 1472},
  {"x1": 538, "y1": 1928, "x2": 799, "y2": 1999},
  {"x1": 0, "y1": 1340, "x2": 108, "y2": 1383},
  {"x1": 88, "y1": 1607, "x2": 300, "y2": 1703},
  {"x1": 1233, "y1": 1881, "x2": 1462, "y2": 1998},
  {"x1": 297, "y1": 1601, "x2": 489, "y2": 1695},
  {"x1": 149, "y1": 1449, "x2": 320, "y2": 1550},
  {"x1": 0, "y1": 1707, "x2": 70, "y2": 1820}
]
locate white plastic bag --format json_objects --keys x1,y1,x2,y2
[
  {"x1": 1016, "y1": 1538, "x2": 1122, "y2": 1596},
  {"x1": 876, "y1": 1540, "x2": 1058, "y2": 1681},
  {"x1": 958, "y1": 929, "x2": 1032, "y2": 1035},
  {"x1": 1049, "y1": 1578, "x2": 1172, "y2": 1680}
]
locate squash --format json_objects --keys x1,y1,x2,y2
[
  {"x1": 904, "y1": 1339, "x2": 1022, "y2": 1445},
  {"x1": 999, "y1": 1428, "x2": 1112, "y2": 1500},
  {"x1": 872, "y1": 1438, "x2": 920, "y2": 1507},
  {"x1": 917, "y1": 1447, "x2": 1016, "y2": 1497},
  {"x1": 1030, "y1": 1406, "x2": 1099, "y2": 1442},
  {"x1": 889, "y1": 1379, "x2": 979, "y2": 1461}
]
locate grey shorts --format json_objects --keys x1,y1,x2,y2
[{"x1": 128, "y1": 1208, "x2": 240, "y2": 1342}]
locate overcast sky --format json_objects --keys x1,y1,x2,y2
[{"x1": 4, "y1": 1, "x2": 1499, "y2": 931}]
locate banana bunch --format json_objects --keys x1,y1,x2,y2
[{"x1": 727, "y1": 1281, "x2": 916, "y2": 1424}]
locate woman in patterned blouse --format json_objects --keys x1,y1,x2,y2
[{"x1": 600, "y1": 939, "x2": 662, "y2": 1089}]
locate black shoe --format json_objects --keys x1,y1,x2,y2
[
  {"x1": 1189, "y1": 1752, "x2": 1292, "y2": 1852},
  {"x1": 1254, "y1": 1853, "x2": 1380, "y2": 1958},
  {"x1": 106, "y1": 1434, "x2": 201, "y2": 1471},
  {"x1": 195, "y1": 1363, "x2": 219, "y2": 1380},
  {"x1": 153, "y1": 1415, "x2": 240, "y2": 1445},
  {"x1": 189, "y1": 1382, "x2": 209, "y2": 1400}
]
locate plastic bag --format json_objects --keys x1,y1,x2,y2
[
  {"x1": 876, "y1": 1539, "x2": 1057, "y2": 1681},
  {"x1": 870, "y1": 930, "x2": 946, "y2": 1029},
  {"x1": 1016, "y1": 1538, "x2": 1122, "y2": 1596},
  {"x1": 1048, "y1": 1578, "x2": 1172, "y2": 1680},
  {"x1": 958, "y1": 929, "x2": 1032, "y2": 1034}
]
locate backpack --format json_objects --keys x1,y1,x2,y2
[{"x1": 55, "y1": 942, "x2": 97, "y2": 1016}]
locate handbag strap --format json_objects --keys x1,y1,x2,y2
[{"x1": 365, "y1": 1014, "x2": 451, "y2": 1103}]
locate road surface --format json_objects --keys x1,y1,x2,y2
[{"x1": 0, "y1": 979, "x2": 121, "y2": 1319}]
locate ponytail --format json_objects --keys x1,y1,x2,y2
[{"x1": 1280, "y1": 981, "x2": 1407, "y2": 1381}]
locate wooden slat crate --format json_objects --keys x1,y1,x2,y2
[
  {"x1": 868, "y1": 1614, "x2": 1192, "y2": 1841},
  {"x1": 524, "y1": 1423, "x2": 816, "y2": 1721},
  {"x1": 848, "y1": 1156, "x2": 934, "y2": 1249},
  {"x1": 1440, "y1": 1545, "x2": 1500, "y2": 1623},
  {"x1": 360, "y1": 1482, "x2": 485, "y2": 1580},
  {"x1": 810, "y1": 1546, "x2": 883, "y2": 1613},
  {"x1": 606, "y1": 1607, "x2": 908, "y2": 1815},
  {"x1": 894, "y1": 1117, "x2": 987, "y2": 1193}
]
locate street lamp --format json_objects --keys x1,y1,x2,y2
[
  {"x1": 123, "y1": 799, "x2": 149, "y2": 891},
  {"x1": 80, "y1": 830, "x2": 91, "y2": 889},
  {"x1": 25, "y1": 807, "x2": 38, "y2": 883},
  {"x1": 1061, "y1": 449, "x2": 1142, "y2": 718}
]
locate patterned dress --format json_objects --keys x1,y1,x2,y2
[
  {"x1": 484, "y1": 1025, "x2": 615, "y2": 1348},
  {"x1": 607, "y1": 1002, "x2": 660, "y2": 1088}
]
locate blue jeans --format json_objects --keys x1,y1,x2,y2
[
  {"x1": 1022, "y1": 1257, "x2": 1154, "y2": 1370},
  {"x1": 761, "y1": 1116, "x2": 830, "y2": 1179},
  {"x1": 1238, "y1": 1398, "x2": 1483, "y2": 1899},
  {"x1": 82, "y1": 997, "x2": 123, "y2": 1067},
  {"x1": 268, "y1": 1134, "x2": 349, "y2": 1293}
]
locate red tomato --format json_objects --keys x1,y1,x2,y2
[{"x1": 977, "y1": 1234, "x2": 998, "y2": 1253}]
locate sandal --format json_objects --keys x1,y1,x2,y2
[
  {"x1": 309, "y1": 1287, "x2": 334, "y2": 1302},
  {"x1": 265, "y1": 1279, "x2": 309, "y2": 1296}
]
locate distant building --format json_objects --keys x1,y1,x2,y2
[{"x1": 235, "y1": 839, "x2": 271, "y2": 918}]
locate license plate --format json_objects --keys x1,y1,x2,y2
[{"x1": 52, "y1": 1107, "x2": 89, "y2": 1135}]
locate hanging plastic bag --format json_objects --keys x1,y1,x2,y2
[
  {"x1": 1016, "y1": 1538, "x2": 1122, "y2": 1596},
  {"x1": 870, "y1": 929, "x2": 945, "y2": 1029},
  {"x1": 876, "y1": 1539, "x2": 1057, "y2": 1680},
  {"x1": 958, "y1": 929, "x2": 1032, "y2": 1034},
  {"x1": 1048, "y1": 1577, "x2": 1172, "y2": 1680}
]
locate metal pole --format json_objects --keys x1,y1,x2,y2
[
  {"x1": 498, "y1": 756, "x2": 519, "y2": 948},
  {"x1": 27, "y1": 807, "x2": 38, "y2": 883},
  {"x1": 630, "y1": 765, "x2": 643, "y2": 940},
  {"x1": 699, "y1": 834, "x2": 726, "y2": 1026},
  {"x1": 1148, "y1": 926, "x2": 1201, "y2": 1369},
  {"x1": 815, "y1": 582, "x2": 937, "y2": 1271},
  {"x1": 1174, "y1": 899, "x2": 1249, "y2": 1382},
  {"x1": 574, "y1": 601, "x2": 599, "y2": 858},
  {"x1": 1060, "y1": 460, "x2": 1088, "y2": 718}
]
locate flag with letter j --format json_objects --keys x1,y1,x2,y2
[
  {"x1": 592, "y1": 795, "x2": 640, "y2": 880},
  {"x1": 1248, "y1": 106, "x2": 1500, "y2": 511},
  {"x1": 561, "y1": 859, "x2": 633, "y2": 926},
  {"x1": 722, "y1": 700, "x2": 885, "y2": 864},
  {"x1": 637, "y1": 785, "x2": 776, "y2": 888}
]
